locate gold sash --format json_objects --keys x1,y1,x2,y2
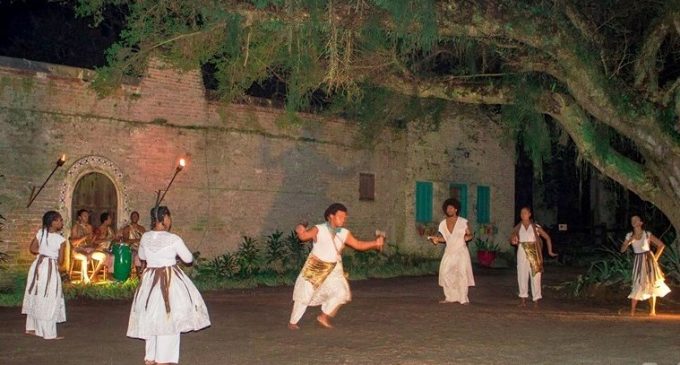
[
  {"x1": 521, "y1": 242, "x2": 543, "y2": 276},
  {"x1": 301, "y1": 255, "x2": 336, "y2": 289}
]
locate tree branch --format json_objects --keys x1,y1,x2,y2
[{"x1": 633, "y1": 12, "x2": 677, "y2": 94}]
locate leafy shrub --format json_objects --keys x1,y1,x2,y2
[
  {"x1": 283, "y1": 230, "x2": 309, "y2": 271},
  {"x1": 236, "y1": 236, "x2": 260, "y2": 277},
  {"x1": 264, "y1": 231, "x2": 286, "y2": 273},
  {"x1": 473, "y1": 238, "x2": 500, "y2": 252}
]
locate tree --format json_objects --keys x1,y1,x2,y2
[{"x1": 76, "y1": 0, "x2": 680, "y2": 236}]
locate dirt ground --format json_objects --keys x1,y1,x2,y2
[{"x1": 1, "y1": 266, "x2": 679, "y2": 365}]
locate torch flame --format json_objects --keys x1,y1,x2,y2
[{"x1": 177, "y1": 158, "x2": 186, "y2": 171}]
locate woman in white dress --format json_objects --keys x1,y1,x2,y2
[
  {"x1": 620, "y1": 215, "x2": 670, "y2": 316},
  {"x1": 22, "y1": 210, "x2": 66, "y2": 339},
  {"x1": 428, "y1": 198, "x2": 475, "y2": 304},
  {"x1": 288, "y1": 203, "x2": 385, "y2": 330},
  {"x1": 127, "y1": 206, "x2": 210, "y2": 365}
]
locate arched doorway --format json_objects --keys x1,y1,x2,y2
[{"x1": 71, "y1": 172, "x2": 118, "y2": 231}]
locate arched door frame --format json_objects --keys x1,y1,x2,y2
[{"x1": 58, "y1": 155, "x2": 130, "y2": 233}]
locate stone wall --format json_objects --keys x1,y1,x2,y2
[{"x1": 0, "y1": 56, "x2": 514, "y2": 266}]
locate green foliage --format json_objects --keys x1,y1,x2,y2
[
  {"x1": 473, "y1": 238, "x2": 500, "y2": 252},
  {"x1": 236, "y1": 236, "x2": 260, "y2": 277},
  {"x1": 327, "y1": 85, "x2": 445, "y2": 142},
  {"x1": 264, "y1": 230, "x2": 286, "y2": 272},
  {"x1": 282, "y1": 230, "x2": 309, "y2": 271},
  {"x1": 64, "y1": 278, "x2": 140, "y2": 300},
  {"x1": 561, "y1": 243, "x2": 633, "y2": 297},
  {"x1": 370, "y1": 0, "x2": 438, "y2": 52},
  {"x1": 500, "y1": 76, "x2": 552, "y2": 177}
]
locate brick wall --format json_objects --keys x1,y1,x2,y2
[{"x1": 0, "y1": 56, "x2": 514, "y2": 266}]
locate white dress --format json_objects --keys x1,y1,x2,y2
[
  {"x1": 627, "y1": 231, "x2": 671, "y2": 301},
  {"x1": 292, "y1": 224, "x2": 351, "y2": 309},
  {"x1": 127, "y1": 231, "x2": 211, "y2": 339},
  {"x1": 438, "y1": 217, "x2": 475, "y2": 303},
  {"x1": 22, "y1": 229, "x2": 66, "y2": 338}
]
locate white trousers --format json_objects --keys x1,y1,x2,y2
[
  {"x1": 26, "y1": 314, "x2": 57, "y2": 339},
  {"x1": 145, "y1": 334, "x2": 180, "y2": 363},
  {"x1": 517, "y1": 248, "x2": 542, "y2": 301},
  {"x1": 289, "y1": 298, "x2": 344, "y2": 324}
]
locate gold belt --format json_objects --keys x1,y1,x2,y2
[
  {"x1": 301, "y1": 255, "x2": 336, "y2": 289},
  {"x1": 521, "y1": 242, "x2": 543, "y2": 276}
]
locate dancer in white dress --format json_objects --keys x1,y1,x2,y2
[
  {"x1": 620, "y1": 215, "x2": 670, "y2": 316},
  {"x1": 22, "y1": 210, "x2": 66, "y2": 340},
  {"x1": 428, "y1": 198, "x2": 475, "y2": 304},
  {"x1": 509, "y1": 207, "x2": 557, "y2": 307},
  {"x1": 127, "y1": 206, "x2": 210, "y2": 365},
  {"x1": 288, "y1": 203, "x2": 385, "y2": 330}
]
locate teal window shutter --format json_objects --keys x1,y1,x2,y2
[
  {"x1": 476, "y1": 185, "x2": 491, "y2": 224},
  {"x1": 415, "y1": 181, "x2": 433, "y2": 223},
  {"x1": 450, "y1": 183, "x2": 468, "y2": 218}
]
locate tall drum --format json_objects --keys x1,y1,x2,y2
[{"x1": 112, "y1": 243, "x2": 132, "y2": 281}]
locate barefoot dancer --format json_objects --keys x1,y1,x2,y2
[
  {"x1": 288, "y1": 203, "x2": 385, "y2": 329},
  {"x1": 22, "y1": 211, "x2": 66, "y2": 340},
  {"x1": 428, "y1": 198, "x2": 475, "y2": 304},
  {"x1": 127, "y1": 206, "x2": 210, "y2": 365},
  {"x1": 509, "y1": 207, "x2": 557, "y2": 307},
  {"x1": 620, "y1": 214, "x2": 670, "y2": 316}
]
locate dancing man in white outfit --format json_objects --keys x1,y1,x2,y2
[{"x1": 288, "y1": 203, "x2": 385, "y2": 330}]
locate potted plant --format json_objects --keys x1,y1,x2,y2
[{"x1": 474, "y1": 238, "x2": 500, "y2": 267}]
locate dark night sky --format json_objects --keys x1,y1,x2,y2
[{"x1": 0, "y1": 0, "x2": 122, "y2": 68}]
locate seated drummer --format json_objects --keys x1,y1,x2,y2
[
  {"x1": 117, "y1": 211, "x2": 146, "y2": 275},
  {"x1": 91, "y1": 212, "x2": 115, "y2": 281},
  {"x1": 70, "y1": 209, "x2": 95, "y2": 283}
]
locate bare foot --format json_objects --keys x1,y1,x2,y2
[
  {"x1": 649, "y1": 312, "x2": 656, "y2": 316},
  {"x1": 25, "y1": 330, "x2": 37, "y2": 336},
  {"x1": 533, "y1": 300, "x2": 540, "y2": 309},
  {"x1": 144, "y1": 360, "x2": 156, "y2": 365},
  {"x1": 316, "y1": 314, "x2": 333, "y2": 329},
  {"x1": 629, "y1": 310, "x2": 636, "y2": 317},
  {"x1": 518, "y1": 298, "x2": 527, "y2": 307},
  {"x1": 287, "y1": 323, "x2": 300, "y2": 330}
]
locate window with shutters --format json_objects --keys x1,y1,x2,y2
[
  {"x1": 476, "y1": 185, "x2": 491, "y2": 224},
  {"x1": 359, "y1": 173, "x2": 375, "y2": 201},
  {"x1": 415, "y1": 181, "x2": 433, "y2": 223}
]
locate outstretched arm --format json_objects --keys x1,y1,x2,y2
[
  {"x1": 344, "y1": 232, "x2": 384, "y2": 252},
  {"x1": 538, "y1": 227, "x2": 557, "y2": 257},
  {"x1": 649, "y1": 234, "x2": 666, "y2": 261},
  {"x1": 295, "y1": 224, "x2": 318, "y2": 242}
]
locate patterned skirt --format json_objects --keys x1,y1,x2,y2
[{"x1": 628, "y1": 251, "x2": 671, "y2": 300}]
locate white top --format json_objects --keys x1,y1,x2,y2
[
  {"x1": 518, "y1": 223, "x2": 539, "y2": 242},
  {"x1": 311, "y1": 223, "x2": 349, "y2": 263},
  {"x1": 625, "y1": 231, "x2": 651, "y2": 254},
  {"x1": 36, "y1": 229, "x2": 65, "y2": 259},
  {"x1": 438, "y1": 217, "x2": 469, "y2": 252},
  {"x1": 138, "y1": 231, "x2": 193, "y2": 267}
]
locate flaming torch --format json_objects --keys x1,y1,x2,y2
[
  {"x1": 157, "y1": 158, "x2": 186, "y2": 205},
  {"x1": 27, "y1": 154, "x2": 66, "y2": 208}
]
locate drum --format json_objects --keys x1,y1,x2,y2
[{"x1": 112, "y1": 243, "x2": 132, "y2": 281}]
